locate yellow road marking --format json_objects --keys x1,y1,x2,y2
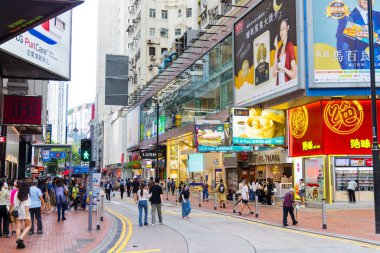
[
  {"x1": 105, "y1": 207, "x2": 133, "y2": 253},
  {"x1": 124, "y1": 249, "x2": 161, "y2": 253}
]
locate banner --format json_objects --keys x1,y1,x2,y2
[
  {"x1": 234, "y1": 0, "x2": 299, "y2": 106},
  {"x1": 195, "y1": 123, "x2": 229, "y2": 148},
  {"x1": 46, "y1": 124, "x2": 52, "y2": 144},
  {"x1": 312, "y1": 0, "x2": 380, "y2": 84},
  {"x1": 231, "y1": 107, "x2": 285, "y2": 145},
  {"x1": 3, "y1": 95, "x2": 42, "y2": 125}
]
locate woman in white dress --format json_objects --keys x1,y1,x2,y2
[{"x1": 13, "y1": 181, "x2": 32, "y2": 249}]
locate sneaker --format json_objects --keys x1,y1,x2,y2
[
  {"x1": 283, "y1": 224, "x2": 289, "y2": 227},
  {"x1": 144, "y1": 223, "x2": 148, "y2": 226},
  {"x1": 151, "y1": 223, "x2": 155, "y2": 227},
  {"x1": 293, "y1": 221, "x2": 298, "y2": 226},
  {"x1": 12, "y1": 231, "x2": 16, "y2": 235},
  {"x1": 62, "y1": 218, "x2": 66, "y2": 221},
  {"x1": 16, "y1": 239, "x2": 25, "y2": 249},
  {"x1": 3, "y1": 234, "x2": 9, "y2": 238},
  {"x1": 28, "y1": 231, "x2": 34, "y2": 235},
  {"x1": 37, "y1": 230, "x2": 43, "y2": 235}
]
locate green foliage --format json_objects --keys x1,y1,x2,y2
[{"x1": 46, "y1": 158, "x2": 58, "y2": 174}]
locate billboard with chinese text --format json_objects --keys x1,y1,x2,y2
[
  {"x1": 234, "y1": 0, "x2": 300, "y2": 106},
  {"x1": 311, "y1": 0, "x2": 380, "y2": 85}
]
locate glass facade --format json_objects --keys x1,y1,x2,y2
[{"x1": 140, "y1": 35, "x2": 233, "y2": 142}]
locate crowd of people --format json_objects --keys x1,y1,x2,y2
[{"x1": 0, "y1": 176, "x2": 88, "y2": 249}]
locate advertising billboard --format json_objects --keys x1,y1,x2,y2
[
  {"x1": 231, "y1": 107, "x2": 285, "y2": 145},
  {"x1": 288, "y1": 100, "x2": 380, "y2": 156},
  {"x1": 126, "y1": 106, "x2": 140, "y2": 149},
  {"x1": 310, "y1": 0, "x2": 380, "y2": 85},
  {"x1": 3, "y1": 95, "x2": 42, "y2": 125},
  {"x1": 195, "y1": 123, "x2": 229, "y2": 147},
  {"x1": 0, "y1": 10, "x2": 72, "y2": 80},
  {"x1": 45, "y1": 124, "x2": 52, "y2": 144},
  {"x1": 234, "y1": 0, "x2": 300, "y2": 106},
  {"x1": 188, "y1": 154, "x2": 204, "y2": 173}
]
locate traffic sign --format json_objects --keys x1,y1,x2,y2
[{"x1": 49, "y1": 151, "x2": 66, "y2": 159}]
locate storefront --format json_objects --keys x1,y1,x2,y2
[{"x1": 288, "y1": 100, "x2": 379, "y2": 203}]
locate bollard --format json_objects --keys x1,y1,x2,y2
[
  {"x1": 255, "y1": 195, "x2": 259, "y2": 218},
  {"x1": 175, "y1": 189, "x2": 178, "y2": 203},
  {"x1": 232, "y1": 194, "x2": 236, "y2": 213},
  {"x1": 322, "y1": 198, "x2": 327, "y2": 229},
  {"x1": 214, "y1": 192, "x2": 217, "y2": 210},
  {"x1": 199, "y1": 190, "x2": 202, "y2": 207},
  {"x1": 96, "y1": 196, "x2": 100, "y2": 230},
  {"x1": 100, "y1": 195, "x2": 104, "y2": 221},
  {"x1": 166, "y1": 187, "x2": 169, "y2": 201}
]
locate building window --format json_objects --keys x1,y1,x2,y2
[
  {"x1": 178, "y1": 9, "x2": 182, "y2": 17},
  {"x1": 149, "y1": 47, "x2": 156, "y2": 56},
  {"x1": 175, "y1": 28, "x2": 181, "y2": 36},
  {"x1": 161, "y1": 10, "x2": 168, "y2": 19},
  {"x1": 186, "y1": 8, "x2": 192, "y2": 17},
  {"x1": 150, "y1": 28, "x2": 155, "y2": 37},
  {"x1": 149, "y1": 9, "x2": 156, "y2": 18},
  {"x1": 160, "y1": 28, "x2": 168, "y2": 38}
]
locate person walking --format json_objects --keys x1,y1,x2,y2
[
  {"x1": 238, "y1": 179, "x2": 254, "y2": 216},
  {"x1": 54, "y1": 179, "x2": 68, "y2": 222},
  {"x1": 283, "y1": 188, "x2": 298, "y2": 227},
  {"x1": 202, "y1": 180, "x2": 209, "y2": 202},
  {"x1": 119, "y1": 181, "x2": 125, "y2": 200},
  {"x1": 265, "y1": 178, "x2": 275, "y2": 205},
  {"x1": 216, "y1": 179, "x2": 226, "y2": 208},
  {"x1": 0, "y1": 181, "x2": 10, "y2": 238},
  {"x1": 299, "y1": 179, "x2": 306, "y2": 207},
  {"x1": 104, "y1": 181, "x2": 112, "y2": 203},
  {"x1": 137, "y1": 184, "x2": 150, "y2": 227},
  {"x1": 132, "y1": 177, "x2": 140, "y2": 204},
  {"x1": 14, "y1": 181, "x2": 32, "y2": 249},
  {"x1": 69, "y1": 184, "x2": 80, "y2": 211},
  {"x1": 126, "y1": 178, "x2": 131, "y2": 197},
  {"x1": 180, "y1": 185, "x2": 191, "y2": 219},
  {"x1": 149, "y1": 178, "x2": 163, "y2": 226},
  {"x1": 28, "y1": 180, "x2": 45, "y2": 235},
  {"x1": 347, "y1": 179, "x2": 358, "y2": 203},
  {"x1": 170, "y1": 179, "x2": 176, "y2": 195},
  {"x1": 9, "y1": 180, "x2": 19, "y2": 236},
  {"x1": 249, "y1": 179, "x2": 257, "y2": 202}
]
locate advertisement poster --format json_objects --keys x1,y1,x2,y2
[
  {"x1": 3, "y1": 95, "x2": 42, "y2": 125},
  {"x1": 293, "y1": 157, "x2": 303, "y2": 200},
  {"x1": 312, "y1": 0, "x2": 380, "y2": 83},
  {"x1": 188, "y1": 154, "x2": 204, "y2": 173},
  {"x1": 232, "y1": 108, "x2": 285, "y2": 145},
  {"x1": 195, "y1": 123, "x2": 229, "y2": 147},
  {"x1": 234, "y1": 0, "x2": 298, "y2": 106},
  {"x1": 0, "y1": 11, "x2": 72, "y2": 79}
]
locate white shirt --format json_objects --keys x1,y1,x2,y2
[
  {"x1": 347, "y1": 180, "x2": 358, "y2": 191},
  {"x1": 249, "y1": 182, "x2": 257, "y2": 192},
  {"x1": 357, "y1": 5, "x2": 368, "y2": 25},
  {"x1": 137, "y1": 189, "x2": 151, "y2": 201},
  {"x1": 241, "y1": 185, "x2": 249, "y2": 200}
]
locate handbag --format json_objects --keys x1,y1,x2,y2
[{"x1": 11, "y1": 202, "x2": 21, "y2": 218}]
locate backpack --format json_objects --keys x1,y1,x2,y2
[{"x1": 219, "y1": 183, "x2": 225, "y2": 193}]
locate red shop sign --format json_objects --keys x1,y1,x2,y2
[{"x1": 3, "y1": 95, "x2": 42, "y2": 125}]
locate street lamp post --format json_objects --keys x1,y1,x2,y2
[
  {"x1": 368, "y1": 0, "x2": 380, "y2": 234},
  {"x1": 156, "y1": 100, "x2": 159, "y2": 179}
]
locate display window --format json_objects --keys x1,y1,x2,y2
[{"x1": 304, "y1": 157, "x2": 324, "y2": 202}]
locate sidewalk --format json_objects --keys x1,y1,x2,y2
[
  {"x1": 0, "y1": 209, "x2": 112, "y2": 253},
  {"x1": 163, "y1": 190, "x2": 380, "y2": 243}
]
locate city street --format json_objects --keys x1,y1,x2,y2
[{"x1": 104, "y1": 196, "x2": 380, "y2": 253}]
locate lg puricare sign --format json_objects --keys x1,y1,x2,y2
[
  {"x1": 288, "y1": 100, "x2": 380, "y2": 156},
  {"x1": 2, "y1": 95, "x2": 42, "y2": 125},
  {"x1": 0, "y1": 10, "x2": 72, "y2": 80}
]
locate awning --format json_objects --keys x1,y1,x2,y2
[{"x1": 0, "y1": 0, "x2": 84, "y2": 44}]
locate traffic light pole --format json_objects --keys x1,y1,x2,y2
[
  {"x1": 368, "y1": 0, "x2": 380, "y2": 234},
  {"x1": 88, "y1": 165, "x2": 94, "y2": 231},
  {"x1": 69, "y1": 146, "x2": 72, "y2": 185},
  {"x1": 156, "y1": 101, "x2": 159, "y2": 179}
]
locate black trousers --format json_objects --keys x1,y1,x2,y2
[
  {"x1": 127, "y1": 187, "x2": 131, "y2": 197},
  {"x1": 105, "y1": 190, "x2": 111, "y2": 201},
  {"x1": 283, "y1": 206, "x2": 297, "y2": 225},
  {"x1": 0, "y1": 205, "x2": 9, "y2": 235},
  {"x1": 29, "y1": 207, "x2": 43, "y2": 232},
  {"x1": 120, "y1": 190, "x2": 124, "y2": 199},
  {"x1": 348, "y1": 189, "x2": 356, "y2": 203}
]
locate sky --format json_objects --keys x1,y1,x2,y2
[{"x1": 68, "y1": 0, "x2": 98, "y2": 109}]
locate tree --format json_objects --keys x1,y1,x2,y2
[
  {"x1": 72, "y1": 148, "x2": 81, "y2": 166},
  {"x1": 46, "y1": 159, "x2": 59, "y2": 175}
]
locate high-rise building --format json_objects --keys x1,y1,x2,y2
[
  {"x1": 67, "y1": 103, "x2": 94, "y2": 146},
  {"x1": 47, "y1": 81, "x2": 69, "y2": 144}
]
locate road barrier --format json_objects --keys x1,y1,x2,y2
[
  {"x1": 255, "y1": 195, "x2": 259, "y2": 218},
  {"x1": 322, "y1": 198, "x2": 327, "y2": 229}
]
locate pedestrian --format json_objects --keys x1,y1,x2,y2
[
  {"x1": 149, "y1": 178, "x2": 163, "y2": 226},
  {"x1": 28, "y1": 180, "x2": 45, "y2": 235},
  {"x1": 299, "y1": 179, "x2": 306, "y2": 207},
  {"x1": 132, "y1": 177, "x2": 140, "y2": 203},
  {"x1": 50, "y1": 179, "x2": 57, "y2": 212},
  {"x1": 119, "y1": 181, "x2": 125, "y2": 199},
  {"x1": 180, "y1": 185, "x2": 191, "y2": 219},
  {"x1": 0, "y1": 181, "x2": 10, "y2": 238},
  {"x1": 249, "y1": 179, "x2": 257, "y2": 202},
  {"x1": 283, "y1": 188, "x2": 298, "y2": 227},
  {"x1": 170, "y1": 179, "x2": 176, "y2": 195},
  {"x1": 14, "y1": 181, "x2": 32, "y2": 249},
  {"x1": 265, "y1": 178, "x2": 275, "y2": 205},
  {"x1": 257, "y1": 180, "x2": 264, "y2": 203},
  {"x1": 126, "y1": 178, "x2": 131, "y2": 197},
  {"x1": 166, "y1": 178, "x2": 171, "y2": 192},
  {"x1": 347, "y1": 179, "x2": 357, "y2": 203},
  {"x1": 178, "y1": 181, "x2": 184, "y2": 194},
  {"x1": 202, "y1": 180, "x2": 209, "y2": 202},
  {"x1": 137, "y1": 183, "x2": 150, "y2": 227},
  {"x1": 69, "y1": 184, "x2": 80, "y2": 211},
  {"x1": 54, "y1": 179, "x2": 68, "y2": 222},
  {"x1": 104, "y1": 181, "x2": 112, "y2": 203},
  {"x1": 9, "y1": 180, "x2": 19, "y2": 236},
  {"x1": 238, "y1": 179, "x2": 254, "y2": 216},
  {"x1": 216, "y1": 179, "x2": 226, "y2": 208}
]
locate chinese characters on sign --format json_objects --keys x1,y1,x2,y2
[
  {"x1": 302, "y1": 141, "x2": 321, "y2": 151},
  {"x1": 350, "y1": 139, "x2": 371, "y2": 149}
]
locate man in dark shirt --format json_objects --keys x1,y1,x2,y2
[
  {"x1": 132, "y1": 177, "x2": 140, "y2": 203},
  {"x1": 125, "y1": 178, "x2": 131, "y2": 197},
  {"x1": 283, "y1": 188, "x2": 298, "y2": 227},
  {"x1": 149, "y1": 178, "x2": 163, "y2": 226}
]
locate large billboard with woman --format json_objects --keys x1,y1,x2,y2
[{"x1": 234, "y1": 0, "x2": 301, "y2": 106}]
